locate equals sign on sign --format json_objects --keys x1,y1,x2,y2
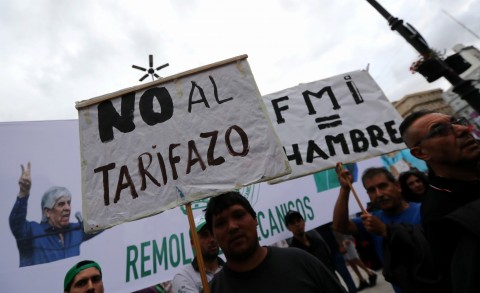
[{"x1": 315, "y1": 115, "x2": 342, "y2": 130}]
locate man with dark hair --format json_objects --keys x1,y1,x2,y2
[
  {"x1": 284, "y1": 210, "x2": 336, "y2": 276},
  {"x1": 172, "y1": 215, "x2": 224, "y2": 293},
  {"x1": 400, "y1": 110, "x2": 480, "y2": 292},
  {"x1": 332, "y1": 165, "x2": 421, "y2": 292},
  {"x1": 205, "y1": 191, "x2": 346, "y2": 293},
  {"x1": 64, "y1": 260, "x2": 103, "y2": 293}
]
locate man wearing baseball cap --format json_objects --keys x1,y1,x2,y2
[
  {"x1": 172, "y1": 215, "x2": 224, "y2": 293},
  {"x1": 64, "y1": 260, "x2": 103, "y2": 293},
  {"x1": 285, "y1": 210, "x2": 337, "y2": 277}
]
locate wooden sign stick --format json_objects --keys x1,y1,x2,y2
[
  {"x1": 336, "y1": 163, "x2": 369, "y2": 215},
  {"x1": 185, "y1": 202, "x2": 211, "y2": 293}
]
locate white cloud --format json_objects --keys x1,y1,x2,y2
[{"x1": 1, "y1": 0, "x2": 479, "y2": 121}]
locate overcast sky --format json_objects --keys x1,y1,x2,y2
[{"x1": 1, "y1": 0, "x2": 479, "y2": 122}]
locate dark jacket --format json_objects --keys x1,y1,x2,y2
[
  {"x1": 9, "y1": 196, "x2": 97, "y2": 267},
  {"x1": 382, "y1": 223, "x2": 441, "y2": 292}
]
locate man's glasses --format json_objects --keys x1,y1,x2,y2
[{"x1": 413, "y1": 117, "x2": 470, "y2": 147}]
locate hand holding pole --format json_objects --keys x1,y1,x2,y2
[{"x1": 336, "y1": 162, "x2": 369, "y2": 215}]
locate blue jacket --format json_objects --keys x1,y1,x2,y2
[{"x1": 9, "y1": 196, "x2": 97, "y2": 267}]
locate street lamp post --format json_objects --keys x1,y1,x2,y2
[{"x1": 365, "y1": 0, "x2": 480, "y2": 113}]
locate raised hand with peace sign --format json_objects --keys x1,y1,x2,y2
[{"x1": 18, "y1": 162, "x2": 31, "y2": 198}]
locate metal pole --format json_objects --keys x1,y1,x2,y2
[{"x1": 365, "y1": 0, "x2": 480, "y2": 113}]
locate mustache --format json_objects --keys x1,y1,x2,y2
[{"x1": 374, "y1": 197, "x2": 390, "y2": 204}]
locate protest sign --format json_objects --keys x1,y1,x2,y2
[
  {"x1": 263, "y1": 70, "x2": 405, "y2": 183},
  {"x1": 76, "y1": 55, "x2": 291, "y2": 231},
  {"x1": 1, "y1": 119, "x2": 384, "y2": 292}
]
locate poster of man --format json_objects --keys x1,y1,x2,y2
[{"x1": 9, "y1": 162, "x2": 98, "y2": 267}]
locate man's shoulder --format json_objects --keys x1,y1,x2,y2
[
  {"x1": 172, "y1": 263, "x2": 197, "y2": 287},
  {"x1": 306, "y1": 230, "x2": 326, "y2": 243},
  {"x1": 172, "y1": 263, "x2": 199, "y2": 281},
  {"x1": 401, "y1": 203, "x2": 421, "y2": 222},
  {"x1": 288, "y1": 239, "x2": 299, "y2": 248},
  {"x1": 422, "y1": 177, "x2": 472, "y2": 222},
  {"x1": 408, "y1": 202, "x2": 421, "y2": 210},
  {"x1": 427, "y1": 174, "x2": 479, "y2": 197},
  {"x1": 405, "y1": 202, "x2": 422, "y2": 216},
  {"x1": 288, "y1": 237, "x2": 304, "y2": 249},
  {"x1": 269, "y1": 245, "x2": 297, "y2": 254},
  {"x1": 268, "y1": 246, "x2": 318, "y2": 262},
  {"x1": 374, "y1": 205, "x2": 421, "y2": 224},
  {"x1": 175, "y1": 261, "x2": 197, "y2": 275}
]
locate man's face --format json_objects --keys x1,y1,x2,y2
[
  {"x1": 45, "y1": 196, "x2": 71, "y2": 228},
  {"x1": 211, "y1": 204, "x2": 259, "y2": 262},
  {"x1": 67, "y1": 267, "x2": 103, "y2": 293},
  {"x1": 286, "y1": 216, "x2": 305, "y2": 237},
  {"x1": 196, "y1": 227, "x2": 219, "y2": 261},
  {"x1": 406, "y1": 175, "x2": 426, "y2": 195},
  {"x1": 409, "y1": 113, "x2": 480, "y2": 166},
  {"x1": 364, "y1": 174, "x2": 403, "y2": 213}
]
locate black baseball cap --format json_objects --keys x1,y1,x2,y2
[{"x1": 284, "y1": 210, "x2": 304, "y2": 225}]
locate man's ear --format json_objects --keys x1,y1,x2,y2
[
  {"x1": 410, "y1": 147, "x2": 429, "y2": 161},
  {"x1": 394, "y1": 181, "x2": 401, "y2": 190},
  {"x1": 44, "y1": 208, "x2": 50, "y2": 220}
]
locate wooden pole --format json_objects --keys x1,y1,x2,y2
[
  {"x1": 185, "y1": 202, "x2": 211, "y2": 293},
  {"x1": 336, "y1": 163, "x2": 369, "y2": 215}
]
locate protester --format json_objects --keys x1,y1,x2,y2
[
  {"x1": 284, "y1": 210, "x2": 337, "y2": 276},
  {"x1": 64, "y1": 260, "x2": 104, "y2": 293},
  {"x1": 172, "y1": 215, "x2": 224, "y2": 293},
  {"x1": 205, "y1": 191, "x2": 346, "y2": 292},
  {"x1": 400, "y1": 110, "x2": 480, "y2": 292},
  {"x1": 398, "y1": 169, "x2": 429, "y2": 202},
  {"x1": 332, "y1": 165, "x2": 421, "y2": 292},
  {"x1": 341, "y1": 234, "x2": 377, "y2": 291},
  {"x1": 318, "y1": 224, "x2": 359, "y2": 293},
  {"x1": 9, "y1": 162, "x2": 98, "y2": 267}
]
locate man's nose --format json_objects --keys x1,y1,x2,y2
[
  {"x1": 205, "y1": 233, "x2": 215, "y2": 242},
  {"x1": 371, "y1": 187, "x2": 379, "y2": 195},
  {"x1": 226, "y1": 218, "x2": 239, "y2": 231},
  {"x1": 86, "y1": 279, "x2": 94, "y2": 289},
  {"x1": 370, "y1": 187, "x2": 383, "y2": 198},
  {"x1": 454, "y1": 123, "x2": 472, "y2": 136}
]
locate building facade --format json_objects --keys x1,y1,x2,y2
[{"x1": 393, "y1": 88, "x2": 453, "y2": 118}]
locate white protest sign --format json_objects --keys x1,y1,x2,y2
[
  {"x1": 76, "y1": 55, "x2": 290, "y2": 232},
  {"x1": 263, "y1": 70, "x2": 405, "y2": 183},
  {"x1": 2, "y1": 119, "x2": 397, "y2": 292}
]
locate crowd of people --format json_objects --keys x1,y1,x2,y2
[{"x1": 53, "y1": 109, "x2": 480, "y2": 292}]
